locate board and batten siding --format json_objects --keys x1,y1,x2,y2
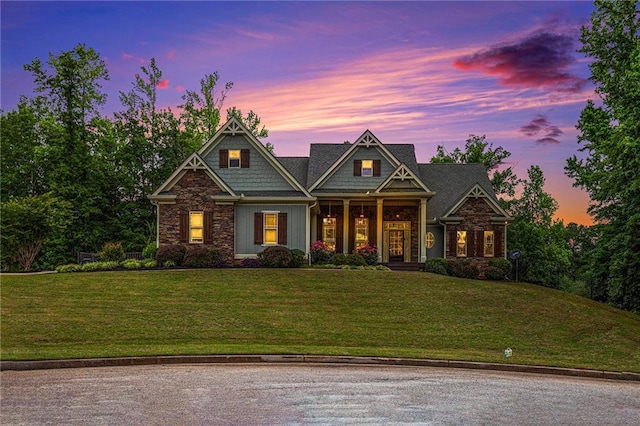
[
  {"x1": 235, "y1": 204, "x2": 308, "y2": 255},
  {"x1": 319, "y1": 148, "x2": 395, "y2": 191},
  {"x1": 204, "y1": 135, "x2": 295, "y2": 192}
]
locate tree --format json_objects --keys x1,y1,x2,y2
[
  {"x1": 506, "y1": 165, "x2": 559, "y2": 226},
  {"x1": 431, "y1": 135, "x2": 517, "y2": 197},
  {"x1": 0, "y1": 194, "x2": 71, "y2": 271},
  {"x1": 565, "y1": 0, "x2": 640, "y2": 312}
]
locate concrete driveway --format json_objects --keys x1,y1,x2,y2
[{"x1": 2, "y1": 364, "x2": 639, "y2": 425}]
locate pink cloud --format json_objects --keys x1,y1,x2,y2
[
  {"x1": 167, "y1": 50, "x2": 175, "y2": 60},
  {"x1": 122, "y1": 53, "x2": 134, "y2": 59},
  {"x1": 156, "y1": 79, "x2": 169, "y2": 89},
  {"x1": 175, "y1": 85, "x2": 185, "y2": 92}
]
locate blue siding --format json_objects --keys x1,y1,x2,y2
[
  {"x1": 426, "y1": 225, "x2": 445, "y2": 259},
  {"x1": 319, "y1": 147, "x2": 395, "y2": 191},
  {"x1": 204, "y1": 135, "x2": 296, "y2": 192},
  {"x1": 236, "y1": 204, "x2": 307, "y2": 254}
]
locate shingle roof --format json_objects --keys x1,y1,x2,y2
[
  {"x1": 306, "y1": 143, "x2": 352, "y2": 187},
  {"x1": 277, "y1": 157, "x2": 308, "y2": 187},
  {"x1": 418, "y1": 163, "x2": 499, "y2": 218},
  {"x1": 386, "y1": 144, "x2": 419, "y2": 175}
]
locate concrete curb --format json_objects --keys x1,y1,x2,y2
[{"x1": 2, "y1": 355, "x2": 639, "y2": 382}]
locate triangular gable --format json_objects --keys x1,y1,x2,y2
[
  {"x1": 150, "y1": 152, "x2": 236, "y2": 199},
  {"x1": 308, "y1": 129, "x2": 401, "y2": 191},
  {"x1": 198, "y1": 117, "x2": 312, "y2": 197},
  {"x1": 442, "y1": 183, "x2": 510, "y2": 218},
  {"x1": 374, "y1": 164, "x2": 433, "y2": 194}
]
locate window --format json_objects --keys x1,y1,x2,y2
[
  {"x1": 190, "y1": 212, "x2": 204, "y2": 243},
  {"x1": 228, "y1": 150, "x2": 241, "y2": 168},
  {"x1": 355, "y1": 218, "x2": 369, "y2": 249},
  {"x1": 456, "y1": 231, "x2": 467, "y2": 257},
  {"x1": 323, "y1": 217, "x2": 337, "y2": 252},
  {"x1": 484, "y1": 231, "x2": 495, "y2": 257},
  {"x1": 264, "y1": 212, "x2": 278, "y2": 244},
  {"x1": 425, "y1": 232, "x2": 435, "y2": 249},
  {"x1": 361, "y1": 160, "x2": 373, "y2": 177}
]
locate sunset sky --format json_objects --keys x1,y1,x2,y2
[{"x1": 1, "y1": 1, "x2": 598, "y2": 225}]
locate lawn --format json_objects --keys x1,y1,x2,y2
[{"x1": 2, "y1": 269, "x2": 639, "y2": 372}]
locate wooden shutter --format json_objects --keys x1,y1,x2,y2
[
  {"x1": 277, "y1": 212, "x2": 287, "y2": 245},
  {"x1": 179, "y1": 212, "x2": 189, "y2": 243},
  {"x1": 373, "y1": 160, "x2": 381, "y2": 177},
  {"x1": 467, "y1": 231, "x2": 475, "y2": 257},
  {"x1": 353, "y1": 160, "x2": 362, "y2": 176},
  {"x1": 477, "y1": 231, "x2": 485, "y2": 257},
  {"x1": 254, "y1": 212, "x2": 264, "y2": 244},
  {"x1": 447, "y1": 229, "x2": 457, "y2": 257},
  {"x1": 336, "y1": 217, "x2": 344, "y2": 253},
  {"x1": 495, "y1": 228, "x2": 504, "y2": 258},
  {"x1": 219, "y1": 150, "x2": 229, "y2": 168},
  {"x1": 241, "y1": 149, "x2": 250, "y2": 168},
  {"x1": 204, "y1": 211, "x2": 214, "y2": 244}
]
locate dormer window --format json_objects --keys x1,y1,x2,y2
[
  {"x1": 353, "y1": 159, "x2": 381, "y2": 176},
  {"x1": 219, "y1": 149, "x2": 250, "y2": 169},
  {"x1": 361, "y1": 160, "x2": 373, "y2": 176},
  {"x1": 228, "y1": 150, "x2": 241, "y2": 168}
]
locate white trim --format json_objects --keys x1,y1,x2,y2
[
  {"x1": 374, "y1": 163, "x2": 433, "y2": 194},
  {"x1": 442, "y1": 183, "x2": 510, "y2": 219}
]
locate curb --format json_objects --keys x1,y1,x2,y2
[{"x1": 2, "y1": 355, "x2": 639, "y2": 382}]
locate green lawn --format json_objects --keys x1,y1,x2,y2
[{"x1": 2, "y1": 269, "x2": 639, "y2": 372}]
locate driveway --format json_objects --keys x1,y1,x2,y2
[{"x1": 2, "y1": 364, "x2": 639, "y2": 425}]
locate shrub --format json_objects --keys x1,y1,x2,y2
[
  {"x1": 484, "y1": 266, "x2": 506, "y2": 281},
  {"x1": 290, "y1": 249, "x2": 306, "y2": 268},
  {"x1": 142, "y1": 259, "x2": 158, "y2": 268},
  {"x1": 357, "y1": 245, "x2": 378, "y2": 265},
  {"x1": 183, "y1": 247, "x2": 213, "y2": 268},
  {"x1": 81, "y1": 261, "x2": 119, "y2": 272},
  {"x1": 448, "y1": 259, "x2": 479, "y2": 279},
  {"x1": 425, "y1": 258, "x2": 448, "y2": 275},
  {"x1": 98, "y1": 242, "x2": 125, "y2": 262},
  {"x1": 209, "y1": 248, "x2": 227, "y2": 268},
  {"x1": 56, "y1": 263, "x2": 82, "y2": 273},
  {"x1": 310, "y1": 240, "x2": 333, "y2": 264},
  {"x1": 163, "y1": 260, "x2": 177, "y2": 268},
  {"x1": 258, "y1": 246, "x2": 293, "y2": 268},
  {"x1": 488, "y1": 258, "x2": 512, "y2": 280},
  {"x1": 241, "y1": 258, "x2": 261, "y2": 268},
  {"x1": 346, "y1": 253, "x2": 367, "y2": 266},
  {"x1": 156, "y1": 244, "x2": 186, "y2": 266},
  {"x1": 122, "y1": 259, "x2": 143, "y2": 270},
  {"x1": 142, "y1": 243, "x2": 158, "y2": 260},
  {"x1": 331, "y1": 253, "x2": 349, "y2": 265}
]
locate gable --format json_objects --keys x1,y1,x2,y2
[
  {"x1": 198, "y1": 117, "x2": 311, "y2": 197},
  {"x1": 375, "y1": 164, "x2": 433, "y2": 194},
  {"x1": 309, "y1": 130, "x2": 402, "y2": 192},
  {"x1": 443, "y1": 183, "x2": 510, "y2": 219}
]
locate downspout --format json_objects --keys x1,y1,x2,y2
[
  {"x1": 438, "y1": 219, "x2": 447, "y2": 258},
  {"x1": 151, "y1": 200, "x2": 160, "y2": 248},
  {"x1": 308, "y1": 200, "x2": 318, "y2": 265}
]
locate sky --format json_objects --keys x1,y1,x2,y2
[{"x1": 1, "y1": 1, "x2": 598, "y2": 225}]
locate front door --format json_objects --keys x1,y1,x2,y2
[{"x1": 389, "y1": 230, "x2": 404, "y2": 261}]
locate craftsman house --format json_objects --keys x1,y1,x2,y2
[{"x1": 150, "y1": 117, "x2": 512, "y2": 266}]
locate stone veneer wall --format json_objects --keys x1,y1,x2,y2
[
  {"x1": 158, "y1": 169, "x2": 235, "y2": 264},
  {"x1": 446, "y1": 197, "x2": 506, "y2": 267}
]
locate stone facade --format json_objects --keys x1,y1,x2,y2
[
  {"x1": 158, "y1": 169, "x2": 235, "y2": 264},
  {"x1": 446, "y1": 197, "x2": 506, "y2": 267}
]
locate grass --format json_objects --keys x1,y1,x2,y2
[{"x1": 1, "y1": 269, "x2": 639, "y2": 372}]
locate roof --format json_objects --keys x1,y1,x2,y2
[
  {"x1": 306, "y1": 143, "x2": 352, "y2": 187},
  {"x1": 277, "y1": 157, "x2": 309, "y2": 187},
  {"x1": 418, "y1": 163, "x2": 498, "y2": 218}
]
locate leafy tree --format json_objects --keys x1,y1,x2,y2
[
  {"x1": 0, "y1": 100, "x2": 46, "y2": 201},
  {"x1": 180, "y1": 72, "x2": 234, "y2": 148},
  {"x1": 0, "y1": 194, "x2": 71, "y2": 271},
  {"x1": 506, "y1": 165, "x2": 558, "y2": 226},
  {"x1": 565, "y1": 0, "x2": 640, "y2": 312},
  {"x1": 431, "y1": 135, "x2": 517, "y2": 197}
]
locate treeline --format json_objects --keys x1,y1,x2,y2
[{"x1": 1, "y1": 44, "x2": 267, "y2": 270}]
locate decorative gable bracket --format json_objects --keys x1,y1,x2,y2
[
  {"x1": 374, "y1": 164, "x2": 433, "y2": 194},
  {"x1": 355, "y1": 130, "x2": 382, "y2": 148},
  {"x1": 221, "y1": 119, "x2": 245, "y2": 136}
]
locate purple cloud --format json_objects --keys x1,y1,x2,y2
[
  {"x1": 520, "y1": 114, "x2": 564, "y2": 144},
  {"x1": 453, "y1": 32, "x2": 587, "y2": 93}
]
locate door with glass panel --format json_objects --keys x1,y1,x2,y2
[{"x1": 389, "y1": 230, "x2": 404, "y2": 261}]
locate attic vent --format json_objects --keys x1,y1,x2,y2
[
  {"x1": 470, "y1": 186, "x2": 486, "y2": 198},
  {"x1": 223, "y1": 121, "x2": 244, "y2": 136}
]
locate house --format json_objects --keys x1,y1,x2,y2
[{"x1": 150, "y1": 117, "x2": 512, "y2": 267}]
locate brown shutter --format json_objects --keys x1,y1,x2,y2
[
  {"x1": 448, "y1": 229, "x2": 456, "y2": 257},
  {"x1": 477, "y1": 231, "x2": 485, "y2": 257},
  {"x1": 354, "y1": 160, "x2": 362, "y2": 176},
  {"x1": 336, "y1": 218, "x2": 344, "y2": 253},
  {"x1": 204, "y1": 211, "x2": 214, "y2": 244},
  {"x1": 467, "y1": 231, "x2": 475, "y2": 257},
  {"x1": 241, "y1": 149, "x2": 250, "y2": 168},
  {"x1": 373, "y1": 160, "x2": 381, "y2": 177},
  {"x1": 179, "y1": 212, "x2": 189, "y2": 243},
  {"x1": 495, "y1": 228, "x2": 504, "y2": 257},
  {"x1": 254, "y1": 212, "x2": 264, "y2": 244},
  {"x1": 219, "y1": 150, "x2": 229, "y2": 168},
  {"x1": 277, "y1": 212, "x2": 287, "y2": 245}
]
